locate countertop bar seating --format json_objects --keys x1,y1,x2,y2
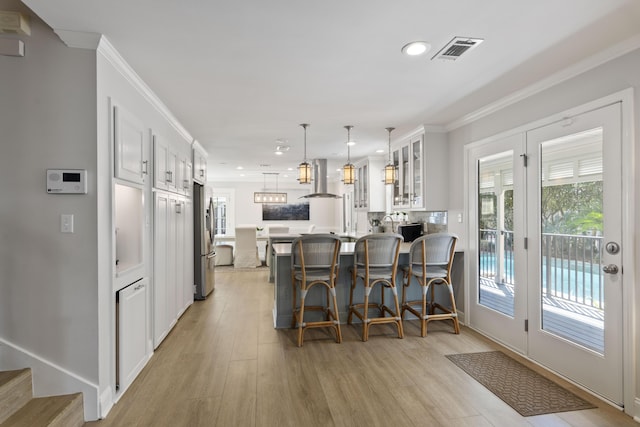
[
  {"x1": 290, "y1": 234, "x2": 343, "y2": 346},
  {"x1": 348, "y1": 233, "x2": 405, "y2": 341},
  {"x1": 401, "y1": 233, "x2": 460, "y2": 336}
]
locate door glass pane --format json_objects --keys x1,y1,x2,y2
[
  {"x1": 478, "y1": 151, "x2": 515, "y2": 317},
  {"x1": 540, "y1": 128, "x2": 604, "y2": 354},
  {"x1": 212, "y1": 196, "x2": 227, "y2": 235}
]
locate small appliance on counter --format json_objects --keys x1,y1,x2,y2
[{"x1": 397, "y1": 223, "x2": 423, "y2": 242}]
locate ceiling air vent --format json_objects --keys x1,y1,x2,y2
[{"x1": 431, "y1": 37, "x2": 483, "y2": 61}]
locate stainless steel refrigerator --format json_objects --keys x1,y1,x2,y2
[{"x1": 194, "y1": 182, "x2": 215, "y2": 299}]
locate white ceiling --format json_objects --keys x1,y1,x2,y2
[{"x1": 21, "y1": 0, "x2": 640, "y2": 183}]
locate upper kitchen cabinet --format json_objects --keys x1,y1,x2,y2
[
  {"x1": 153, "y1": 133, "x2": 174, "y2": 191},
  {"x1": 154, "y1": 133, "x2": 193, "y2": 195},
  {"x1": 193, "y1": 141, "x2": 207, "y2": 184},
  {"x1": 179, "y1": 152, "x2": 193, "y2": 196},
  {"x1": 392, "y1": 127, "x2": 448, "y2": 211},
  {"x1": 113, "y1": 103, "x2": 149, "y2": 185},
  {"x1": 354, "y1": 157, "x2": 385, "y2": 212}
]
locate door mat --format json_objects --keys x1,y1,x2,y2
[{"x1": 445, "y1": 351, "x2": 596, "y2": 416}]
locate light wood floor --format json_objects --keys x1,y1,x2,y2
[{"x1": 87, "y1": 268, "x2": 635, "y2": 427}]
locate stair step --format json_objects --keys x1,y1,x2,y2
[
  {"x1": 0, "y1": 393, "x2": 84, "y2": 427},
  {"x1": 0, "y1": 369, "x2": 32, "y2": 424}
]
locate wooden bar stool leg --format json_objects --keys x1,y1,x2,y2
[
  {"x1": 448, "y1": 282, "x2": 461, "y2": 334},
  {"x1": 421, "y1": 284, "x2": 428, "y2": 337},
  {"x1": 297, "y1": 286, "x2": 307, "y2": 347},
  {"x1": 330, "y1": 286, "x2": 342, "y2": 343},
  {"x1": 391, "y1": 283, "x2": 403, "y2": 339},
  {"x1": 362, "y1": 284, "x2": 371, "y2": 342}
]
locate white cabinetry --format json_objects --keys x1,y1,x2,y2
[
  {"x1": 354, "y1": 157, "x2": 385, "y2": 212},
  {"x1": 392, "y1": 133, "x2": 423, "y2": 210},
  {"x1": 153, "y1": 193, "x2": 169, "y2": 346},
  {"x1": 153, "y1": 134, "x2": 178, "y2": 191},
  {"x1": 117, "y1": 278, "x2": 148, "y2": 392},
  {"x1": 193, "y1": 142, "x2": 207, "y2": 184},
  {"x1": 154, "y1": 134, "x2": 192, "y2": 195},
  {"x1": 113, "y1": 104, "x2": 149, "y2": 185},
  {"x1": 153, "y1": 192, "x2": 192, "y2": 348},
  {"x1": 391, "y1": 129, "x2": 448, "y2": 211},
  {"x1": 178, "y1": 153, "x2": 193, "y2": 196}
]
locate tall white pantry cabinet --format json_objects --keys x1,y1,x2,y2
[{"x1": 111, "y1": 97, "x2": 197, "y2": 399}]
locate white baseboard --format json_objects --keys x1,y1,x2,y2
[
  {"x1": 633, "y1": 397, "x2": 640, "y2": 422},
  {"x1": 100, "y1": 386, "x2": 114, "y2": 419},
  {"x1": 0, "y1": 338, "x2": 100, "y2": 421}
]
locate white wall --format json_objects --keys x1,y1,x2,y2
[
  {"x1": 0, "y1": 0, "x2": 100, "y2": 415},
  {"x1": 447, "y1": 46, "x2": 640, "y2": 417},
  {"x1": 211, "y1": 180, "x2": 342, "y2": 233}
]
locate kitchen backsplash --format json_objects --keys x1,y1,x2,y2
[{"x1": 367, "y1": 211, "x2": 447, "y2": 234}]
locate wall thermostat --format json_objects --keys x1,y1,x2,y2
[{"x1": 47, "y1": 169, "x2": 88, "y2": 194}]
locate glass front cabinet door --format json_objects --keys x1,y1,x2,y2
[{"x1": 392, "y1": 133, "x2": 424, "y2": 210}]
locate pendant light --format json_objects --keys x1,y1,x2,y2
[
  {"x1": 254, "y1": 173, "x2": 287, "y2": 203},
  {"x1": 297, "y1": 123, "x2": 312, "y2": 184},
  {"x1": 384, "y1": 127, "x2": 396, "y2": 185},
  {"x1": 342, "y1": 125, "x2": 355, "y2": 185}
]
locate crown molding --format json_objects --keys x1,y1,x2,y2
[
  {"x1": 446, "y1": 33, "x2": 640, "y2": 131},
  {"x1": 96, "y1": 36, "x2": 194, "y2": 143},
  {"x1": 53, "y1": 30, "x2": 101, "y2": 49}
]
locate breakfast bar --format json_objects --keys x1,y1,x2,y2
[{"x1": 271, "y1": 241, "x2": 418, "y2": 328}]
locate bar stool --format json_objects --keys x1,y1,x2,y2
[
  {"x1": 347, "y1": 233, "x2": 404, "y2": 341},
  {"x1": 290, "y1": 234, "x2": 342, "y2": 347},
  {"x1": 401, "y1": 233, "x2": 460, "y2": 337}
]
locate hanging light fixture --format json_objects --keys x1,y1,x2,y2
[
  {"x1": 384, "y1": 127, "x2": 396, "y2": 185},
  {"x1": 297, "y1": 123, "x2": 312, "y2": 184},
  {"x1": 254, "y1": 173, "x2": 287, "y2": 203},
  {"x1": 342, "y1": 125, "x2": 355, "y2": 185}
]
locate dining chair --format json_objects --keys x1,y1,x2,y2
[
  {"x1": 401, "y1": 233, "x2": 460, "y2": 336},
  {"x1": 234, "y1": 225, "x2": 261, "y2": 268},
  {"x1": 290, "y1": 234, "x2": 342, "y2": 346},
  {"x1": 348, "y1": 233, "x2": 404, "y2": 341}
]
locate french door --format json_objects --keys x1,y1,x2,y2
[{"x1": 467, "y1": 102, "x2": 624, "y2": 405}]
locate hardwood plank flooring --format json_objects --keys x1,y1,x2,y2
[{"x1": 86, "y1": 268, "x2": 635, "y2": 427}]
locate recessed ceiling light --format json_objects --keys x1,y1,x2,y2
[
  {"x1": 237, "y1": 166, "x2": 244, "y2": 170},
  {"x1": 401, "y1": 41, "x2": 431, "y2": 56},
  {"x1": 376, "y1": 149, "x2": 385, "y2": 154}
]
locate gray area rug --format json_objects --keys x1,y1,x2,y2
[{"x1": 446, "y1": 351, "x2": 596, "y2": 416}]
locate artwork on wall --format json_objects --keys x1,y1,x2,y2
[{"x1": 262, "y1": 202, "x2": 310, "y2": 221}]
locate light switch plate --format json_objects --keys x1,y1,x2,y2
[{"x1": 61, "y1": 214, "x2": 74, "y2": 233}]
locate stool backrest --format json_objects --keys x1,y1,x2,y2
[
  {"x1": 291, "y1": 234, "x2": 342, "y2": 272},
  {"x1": 409, "y1": 233, "x2": 457, "y2": 277},
  {"x1": 354, "y1": 233, "x2": 402, "y2": 270}
]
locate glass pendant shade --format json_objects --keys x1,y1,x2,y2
[
  {"x1": 384, "y1": 163, "x2": 395, "y2": 185},
  {"x1": 343, "y1": 163, "x2": 355, "y2": 185},
  {"x1": 298, "y1": 161, "x2": 311, "y2": 184},
  {"x1": 253, "y1": 192, "x2": 287, "y2": 203}
]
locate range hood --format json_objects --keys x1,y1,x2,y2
[{"x1": 300, "y1": 159, "x2": 342, "y2": 199}]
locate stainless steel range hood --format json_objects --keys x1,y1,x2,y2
[{"x1": 300, "y1": 159, "x2": 342, "y2": 199}]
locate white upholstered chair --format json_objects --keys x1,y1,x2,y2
[{"x1": 234, "y1": 225, "x2": 261, "y2": 268}]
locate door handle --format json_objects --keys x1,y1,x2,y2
[{"x1": 603, "y1": 264, "x2": 619, "y2": 274}]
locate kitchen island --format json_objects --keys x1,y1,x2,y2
[{"x1": 271, "y1": 241, "x2": 417, "y2": 328}]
